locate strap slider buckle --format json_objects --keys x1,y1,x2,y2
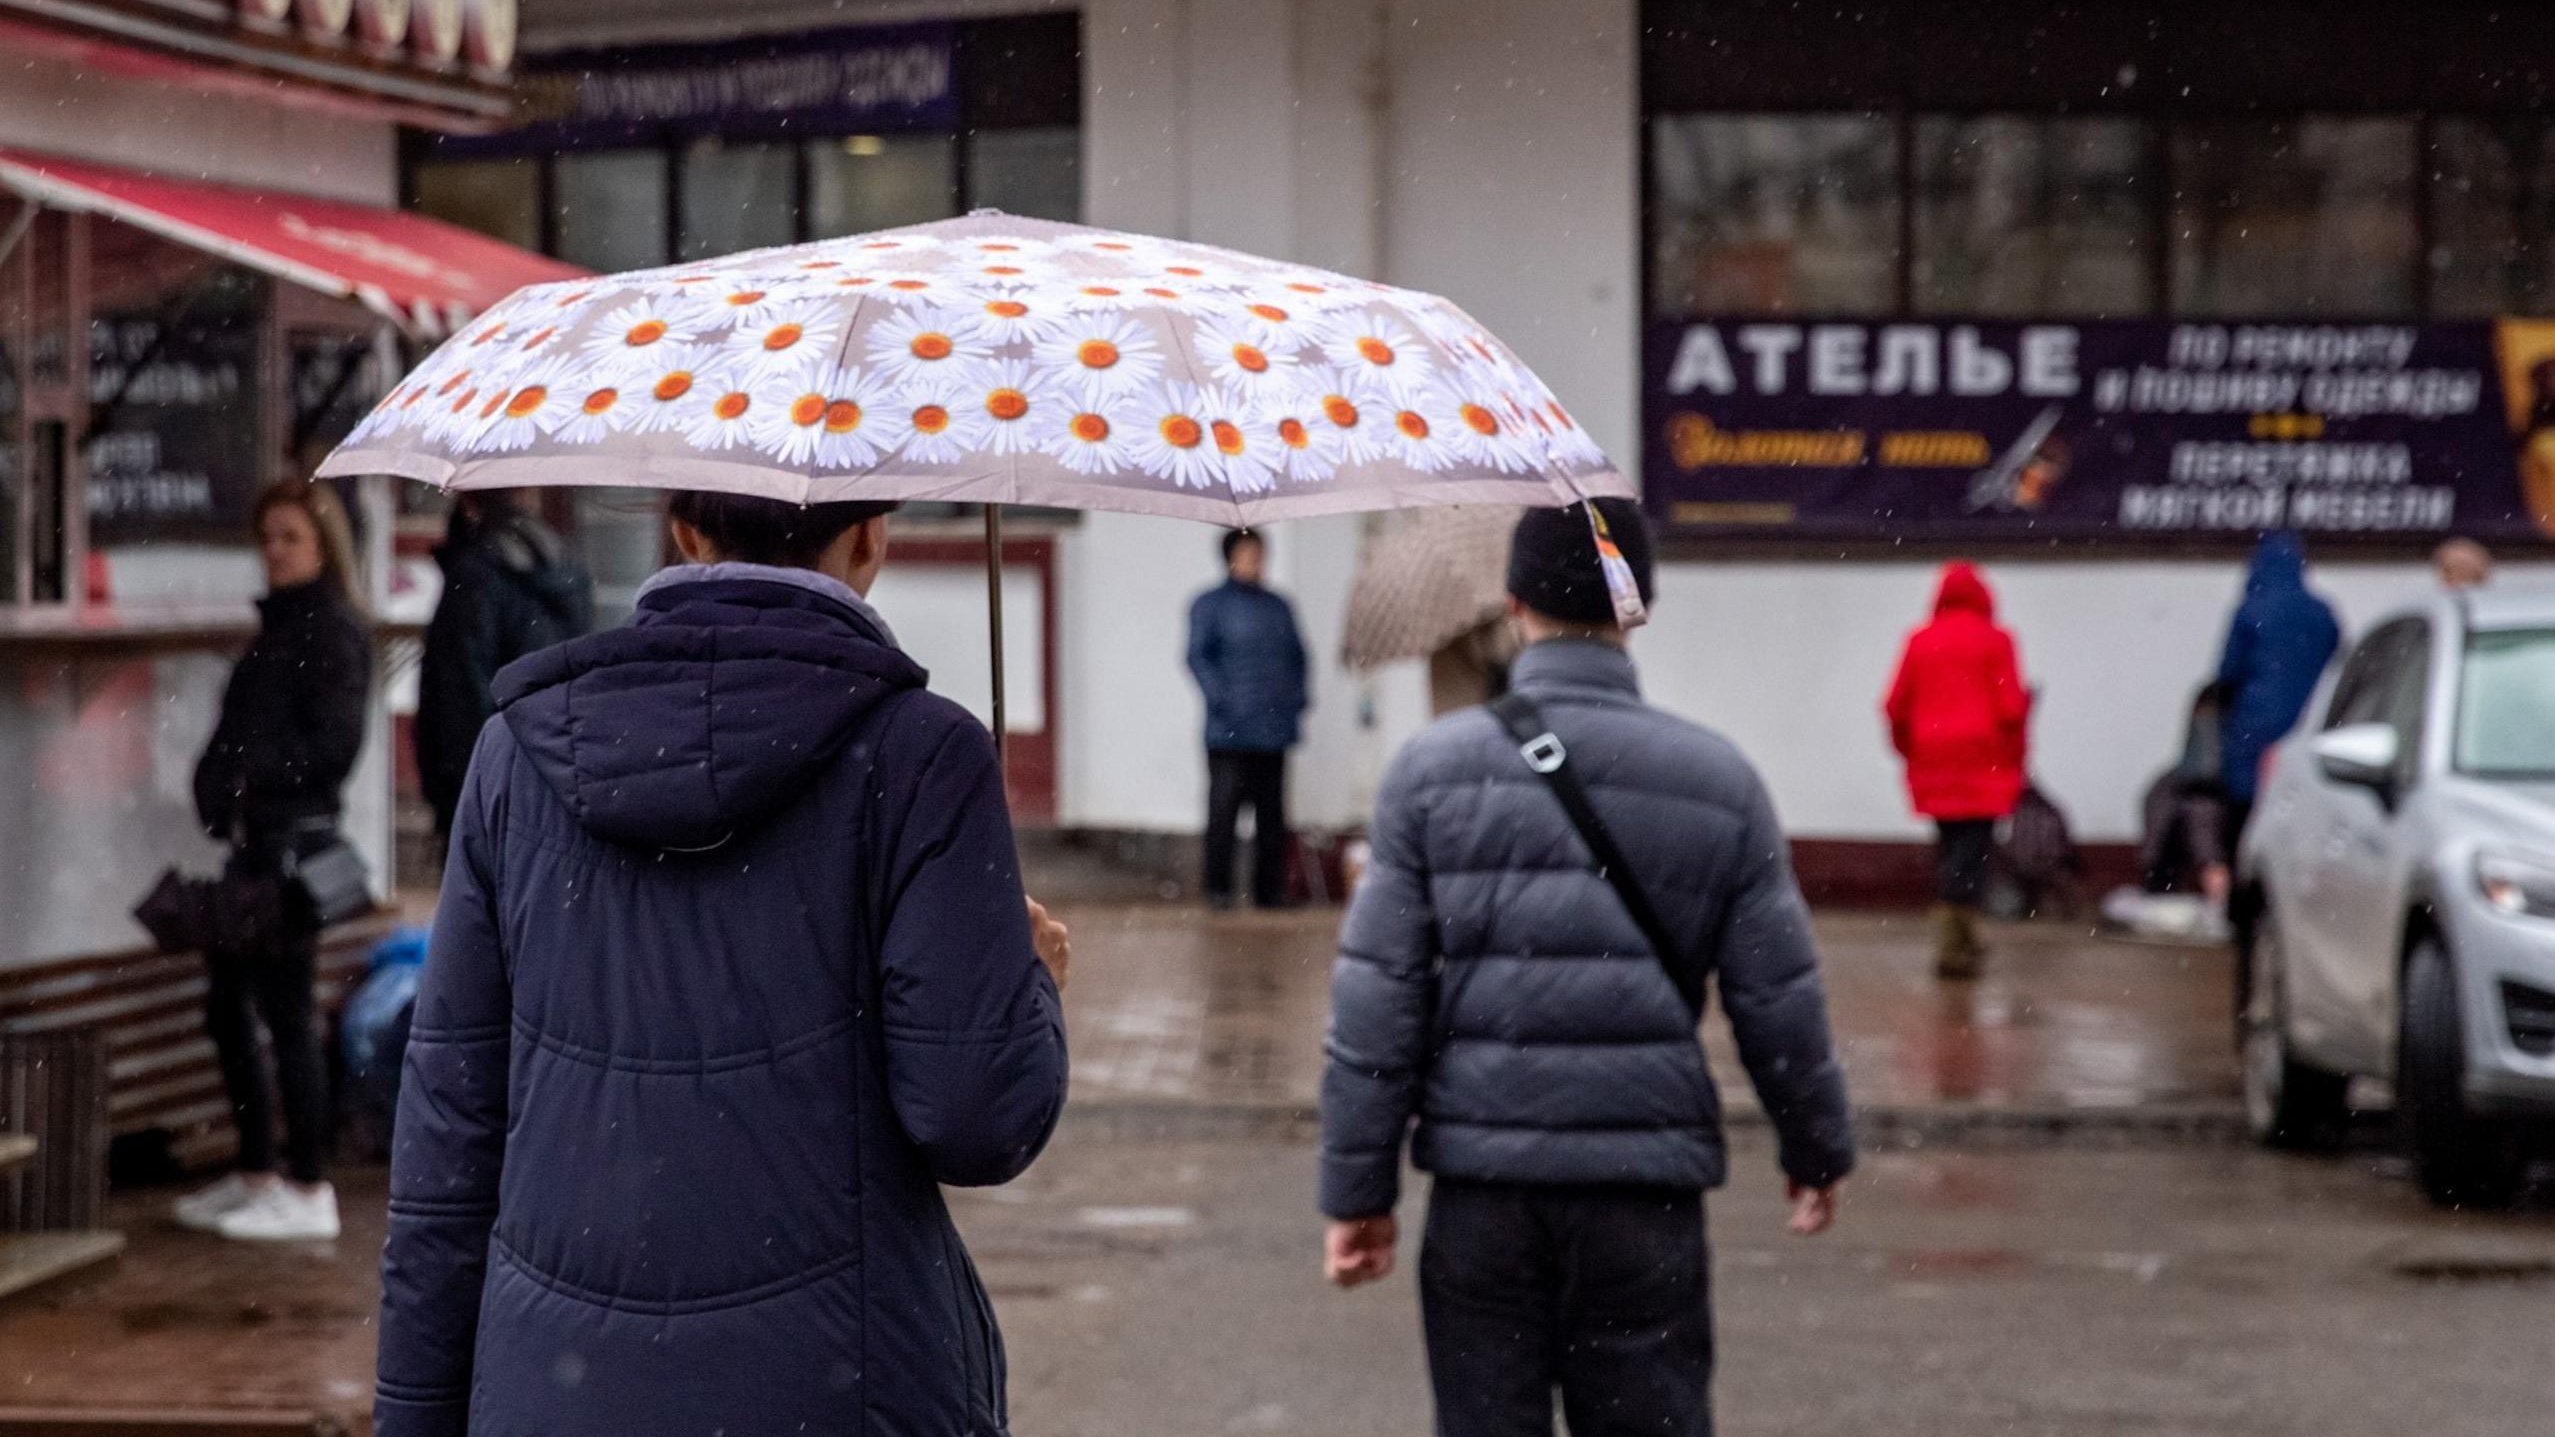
[{"x1": 1519, "y1": 732, "x2": 1567, "y2": 774}]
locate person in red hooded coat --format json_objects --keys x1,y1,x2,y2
[{"x1": 1883, "y1": 562, "x2": 2030, "y2": 977}]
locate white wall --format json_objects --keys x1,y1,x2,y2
[
  {"x1": 3, "y1": 53, "x2": 397, "y2": 204},
  {"x1": 1634, "y1": 557, "x2": 2555, "y2": 844},
  {"x1": 1058, "y1": 0, "x2": 1636, "y2": 832}
]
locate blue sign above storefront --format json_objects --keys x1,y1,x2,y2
[{"x1": 451, "y1": 22, "x2": 958, "y2": 152}]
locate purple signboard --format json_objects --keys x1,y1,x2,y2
[
  {"x1": 1642, "y1": 319, "x2": 2555, "y2": 546},
  {"x1": 457, "y1": 23, "x2": 959, "y2": 152}
]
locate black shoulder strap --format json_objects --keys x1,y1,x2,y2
[{"x1": 1488, "y1": 692, "x2": 1703, "y2": 1018}]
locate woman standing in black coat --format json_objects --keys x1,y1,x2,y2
[{"x1": 175, "y1": 480, "x2": 373, "y2": 1243}]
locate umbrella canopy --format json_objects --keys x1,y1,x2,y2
[
  {"x1": 1340, "y1": 505, "x2": 1521, "y2": 670},
  {"x1": 316, "y1": 212, "x2": 1629, "y2": 524}
]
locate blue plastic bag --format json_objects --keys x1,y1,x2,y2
[{"x1": 343, "y1": 926, "x2": 428, "y2": 1122}]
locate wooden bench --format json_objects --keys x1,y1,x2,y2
[
  {"x1": 0, "y1": 1092, "x2": 124, "y2": 1303},
  {"x1": 0, "y1": 914, "x2": 404, "y2": 1173}
]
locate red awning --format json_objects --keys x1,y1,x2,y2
[{"x1": 0, "y1": 147, "x2": 585, "y2": 337}]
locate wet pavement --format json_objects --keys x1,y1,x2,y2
[
  {"x1": 7, "y1": 1133, "x2": 2551, "y2": 1435},
  {"x1": 1059, "y1": 904, "x2": 2240, "y2": 1120},
  {"x1": 0, "y1": 901, "x2": 2291, "y2": 1429}
]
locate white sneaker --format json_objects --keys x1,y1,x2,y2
[
  {"x1": 215, "y1": 1181, "x2": 341, "y2": 1242},
  {"x1": 172, "y1": 1173, "x2": 263, "y2": 1232}
]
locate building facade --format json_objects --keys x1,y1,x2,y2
[
  {"x1": 0, "y1": 0, "x2": 557, "y2": 965},
  {"x1": 415, "y1": 0, "x2": 2553, "y2": 880}
]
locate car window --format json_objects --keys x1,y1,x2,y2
[
  {"x1": 2457, "y1": 627, "x2": 2555, "y2": 777},
  {"x1": 2380, "y1": 621, "x2": 2431, "y2": 784},
  {"x1": 2323, "y1": 622, "x2": 2410, "y2": 730}
]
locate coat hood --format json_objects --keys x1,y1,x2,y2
[
  {"x1": 1932, "y1": 561, "x2": 1995, "y2": 619},
  {"x1": 2245, "y1": 530, "x2": 2309, "y2": 595},
  {"x1": 492, "y1": 575, "x2": 926, "y2": 851}
]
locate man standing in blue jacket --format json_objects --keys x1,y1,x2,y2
[
  {"x1": 2216, "y1": 530, "x2": 2342, "y2": 849},
  {"x1": 376, "y1": 492, "x2": 1069, "y2": 1437},
  {"x1": 1187, "y1": 528, "x2": 1309, "y2": 910},
  {"x1": 1321, "y1": 500, "x2": 1852, "y2": 1437}
]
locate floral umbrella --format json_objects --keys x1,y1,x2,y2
[{"x1": 317, "y1": 211, "x2": 1632, "y2": 732}]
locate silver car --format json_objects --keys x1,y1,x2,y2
[{"x1": 2238, "y1": 585, "x2": 2555, "y2": 1206}]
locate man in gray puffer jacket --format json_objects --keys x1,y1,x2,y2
[{"x1": 1319, "y1": 498, "x2": 1853, "y2": 1437}]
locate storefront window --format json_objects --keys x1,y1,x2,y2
[
  {"x1": 2170, "y1": 118, "x2": 2418, "y2": 316},
  {"x1": 680, "y1": 139, "x2": 798, "y2": 261},
  {"x1": 84, "y1": 232, "x2": 267, "y2": 546},
  {"x1": 808, "y1": 134, "x2": 958, "y2": 237},
  {"x1": 555, "y1": 150, "x2": 669, "y2": 273},
  {"x1": 967, "y1": 127, "x2": 1081, "y2": 223},
  {"x1": 1914, "y1": 116, "x2": 2152, "y2": 317},
  {"x1": 2429, "y1": 117, "x2": 2555, "y2": 319},
  {"x1": 413, "y1": 159, "x2": 541, "y2": 251},
  {"x1": 1650, "y1": 114, "x2": 1898, "y2": 316}
]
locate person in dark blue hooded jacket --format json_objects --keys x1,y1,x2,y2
[
  {"x1": 375, "y1": 492, "x2": 1070, "y2": 1437},
  {"x1": 2215, "y1": 531, "x2": 2341, "y2": 840}
]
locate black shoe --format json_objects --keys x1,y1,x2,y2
[
  {"x1": 1253, "y1": 896, "x2": 1299, "y2": 912},
  {"x1": 1206, "y1": 892, "x2": 1238, "y2": 913}
]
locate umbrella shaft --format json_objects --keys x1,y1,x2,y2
[{"x1": 986, "y1": 505, "x2": 1006, "y2": 769}]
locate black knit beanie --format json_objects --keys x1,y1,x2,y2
[{"x1": 1505, "y1": 497, "x2": 1656, "y2": 627}]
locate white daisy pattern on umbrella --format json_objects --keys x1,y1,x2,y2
[
  {"x1": 881, "y1": 371, "x2": 988, "y2": 466},
  {"x1": 1128, "y1": 383, "x2": 1227, "y2": 491},
  {"x1": 1258, "y1": 273, "x2": 1371, "y2": 314},
  {"x1": 862, "y1": 270, "x2": 959, "y2": 306},
  {"x1": 843, "y1": 234, "x2": 945, "y2": 261},
  {"x1": 474, "y1": 359, "x2": 576, "y2": 452},
  {"x1": 1041, "y1": 395, "x2": 1136, "y2": 474},
  {"x1": 625, "y1": 344, "x2": 730, "y2": 436},
  {"x1": 552, "y1": 378, "x2": 637, "y2": 446},
  {"x1": 954, "y1": 252, "x2": 1065, "y2": 289},
  {"x1": 957, "y1": 234, "x2": 1057, "y2": 260},
  {"x1": 1202, "y1": 387, "x2": 1281, "y2": 494},
  {"x1": 748, "y1": 363, "x2": 844, "y2": 467},
  {"x1": 1259, "y1": 397, "x2": 1343, "y2": 485},
  {"x1": 678, "y1": 370, "x2": 765, "y2": 451},
  {"x1": 967, "y1": 357, "x2": 1053, "y2": 457},
  {"x1": 1318, "y1": 311, "x2": 1437, "y2": 397},
  {"x1": 325, "y1": 215, "x2": 1627, "y2": 507},
  {"x1": 583, "y1": 298, "x2": 697, "y2": 371},
  {"x1": 805, "y1": 365, "x2": 897, "y2": 470},
  {"x1": 1058, "y1": 232, "x2": 1171, "y2": 267},
  {"x1": 686, "y1": 279, "x2": 798, "y2": 329},
  {"x1": 1034, "y1": 313, "x2": 1164, "y2": 400},
  {"x1": 1300, "y1": 366, "x2": 1397, "y2": 468},
  {"x1": 728, "y1": 298, "x2": 846, "y2": 383},
  {"x1": 968, "y1": 292, "x2": 1065, "y2": 345},
  {"x1": 1226, "y1": 293, "x2": 1327, "y2": 352},
  {"x1": 1063, "y1": 279, "x2": 1156, "y2": 312},
  {"x1": 1442, "y1": 383, "x2": 1539, "y2": 473},
  {"x1": 866, "y1": 305, "x2": 994, "y2": 388},
  {"x1": 1192, "y1": 315, "x2": 1301, "y2": 400},
  {"x1": 1540, "y1": 398, "x2": 1606, "y2": 467},
  {"x1": 1381, "y1": 382, "x2": 1465, "y2": 472}
]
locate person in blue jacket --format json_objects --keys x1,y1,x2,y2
[
  {"x1": 2215, "y1": 530, "x2": 2342, "y2": 851},
  {"x1": 1186, "y1": 528, "x2": 1310, "y2": 909},
  {"x1": 374, "y1": 492, "x2": 1071, "y2": 1437}
]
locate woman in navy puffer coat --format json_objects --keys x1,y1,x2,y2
[{"x1": 376, "y1": 494, "x2": 1068, "y2": 1437}]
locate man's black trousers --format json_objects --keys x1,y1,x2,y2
[
  {"x1": 1203, "y1": 748, "x2": 1289, "y2": 906},
  {"x1": 1421, "y1": 1178, "x2": 1714, "y2": 1437}
]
